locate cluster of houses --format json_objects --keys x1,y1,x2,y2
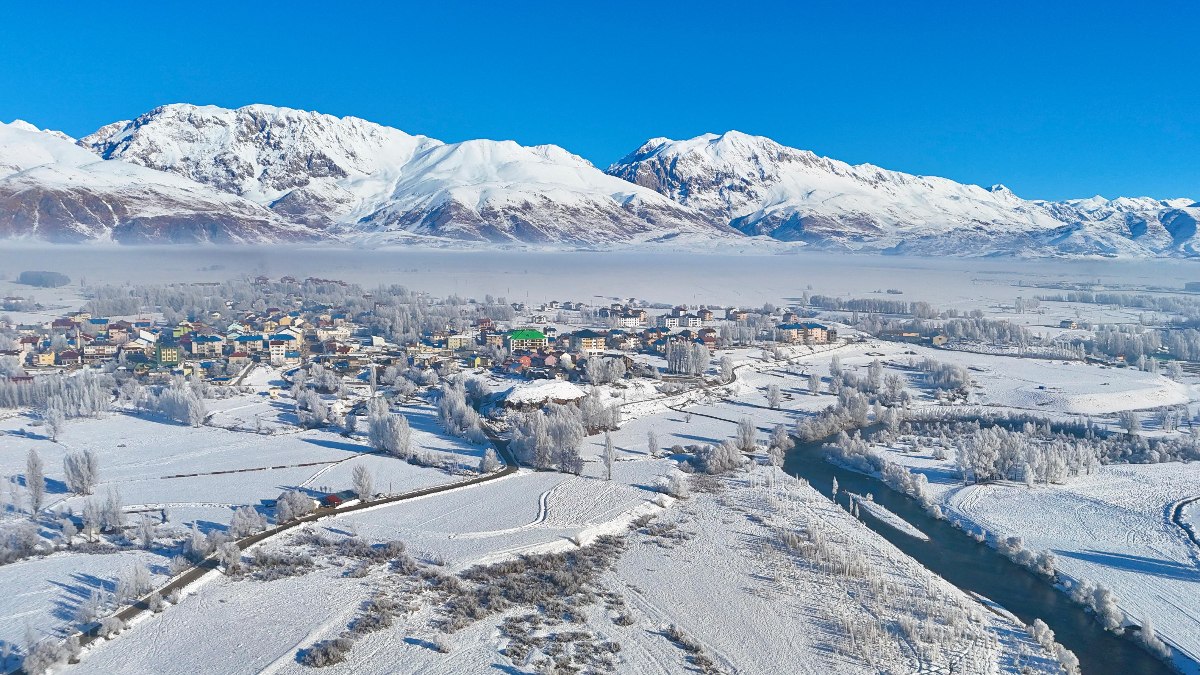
[
  {"x1": 1, "y1": 284, "x2": 838, "y2": 387},
  {"x1": 0, "y1": 304, "x2": 387, "y2": 381}
]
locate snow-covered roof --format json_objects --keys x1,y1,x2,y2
[{"x1": 503, "y1": 380, "x2": 586, "y2": 406}]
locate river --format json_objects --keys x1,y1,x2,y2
[{"x1": 784, "y1": 437, "x2": 1175, "y2": 675}]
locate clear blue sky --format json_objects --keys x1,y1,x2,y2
[{"x1": 1, "y1": 2, "x2": 1196, "y2": 201}]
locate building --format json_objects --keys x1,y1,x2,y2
[
  {"x1": 446, "y1": 334, "x2": 475, "y2": 350},
  {"x1": 656, "y1": 315, "x2": 681, "y2": 329},
  {"x1": 776, "y1": 322, "x2": 833, "y2": 345},
  {"x1": 569, "y1": 329, "x2": 608, "y2": 354},
  {"x1": 506, "y1": 329, "x2": 548, "y2": 352},
  {"x1": 155, "y1": 344, "x2": 182, "y2": 367},
  {"x1": 268, "y1": 334, "x2": 300, "y2": 364},
  {"x1": 190, "y1": 335, "x2": 225, "y2": 358}
]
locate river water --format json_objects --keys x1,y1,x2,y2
[{"x1": 783, "y1": 439, "x2": 1174, "y2": 675}]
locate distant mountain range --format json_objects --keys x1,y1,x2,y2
[{"x1": 0, "y1": 103, "x2": 1195, "y2": 256}]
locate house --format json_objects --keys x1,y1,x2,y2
[
  {"x1": 569, "y1": 329, "x2": 608, "y2": 354},
  {"x1": 727, "y1": 308, "x2": 750, "y2": 321},
  {"x1": 680, "y1": 314, "x2": 703, "y2": 328},
  {"x1": 656, "y1": 315, "x2": 681, "y2": 329},
  {"x1": 82, "y1": 343, "x2": 118, "y2": 361},
  {"x1": 697, "y1": 308, "x2": 714, "y2": 322},
  {"x1": 446, "y1": 334, "x2": 475, "y2": 350},
  {"x1": 31, "y1": 351, "x2": 55, "y2": 367},
  {"x1": 506, "y1": 329, "x2": 548, "y2": 352},
  {"x1": 1059, "y1": 320, "x2": 1079, "y2": 330},
  {"x1": 58, "y1": 350, "x2": 82, "y2": 366}
]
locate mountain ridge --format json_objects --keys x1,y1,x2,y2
[{"x1": 0, "y1": 103, "x2": 1194, "y2": 256}]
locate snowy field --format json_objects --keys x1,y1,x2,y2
[
  {"x1": 0, "y1": 370, "x2": 485, "y2": 650},
  {"x1": 70, "y1": 469, "x2": 1066, "y2": 675},
  {"x1": 873, "y1": 441, "x2": 1200, "y2": 671}
]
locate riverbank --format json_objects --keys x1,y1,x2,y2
[{"x1": 785, "y1": 436, "x2": 1178, "y2": 675}]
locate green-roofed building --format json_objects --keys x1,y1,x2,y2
[{"x1": 506, "y1": 329, "x2": 549, "y2": 351}]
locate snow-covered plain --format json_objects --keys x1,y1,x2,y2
[
  {"x1": 860, "y1": 429, "x2": 1200, "y2": 672},
  {"x1": 3, "y1": 250, "x2": 1198, "y2": 673}
]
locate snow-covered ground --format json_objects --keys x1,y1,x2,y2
[
  {"x1": 0, "y1": 374, "x2": 485, "y2": 649},
  {"x1": 70, "y1": 469, "x2": 1066, "y2": 675},
  {"x1": 872, "y1": 441, "x2": 1200, "y2": 670}
]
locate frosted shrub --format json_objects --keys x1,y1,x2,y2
[{"x1": 302, "y1": 638, "x2": 354, "y2": 667}]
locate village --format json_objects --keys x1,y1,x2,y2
[{"x1": 0, "y1": 275, "x2": 838, "y2": 392}]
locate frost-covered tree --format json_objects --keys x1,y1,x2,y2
[
  {"x1": 1118, "y1": 410, "x2": 1140, "y2": 436},
  {"x1": 218, "y1": 541, "x2": 241, "y2": 574},
  {"x1": 1136, "y1": 617, "x2": 1171, "y2": 659},
  {"x1": 63, "y1": 449, "x2": 99, "y2": 495},
  {"x1": 479, "y1": 447, "x2": 500, "y2": 473},
  {"x1": 585, "y1": 356, "x2": 626, "y2": 385},
  {"x1": 580, "y1": 388, "x2": 620, "y2": 432},
  {"x1": 43, "y1": 403, "x2": 65, "y2": 441},
  {"x1": 367, "y1": 398, "x2": 411, "y2": 458},
  {"x1": 664, "y1": 341, "x2": 710, "y2": 376},
  {"x1": 829, "y1": 355, "x2": 842, "y2": 378},
  {"x1": 510, "y1": 410, "x2": 553, "y2": 469},
  {"x1": 137, "y1": 516, "x2": 156, "y2": 549},
  {"x1": 1091, "y1": 584, "x2": 1124, "y2": 632},
  {"x1": 351, "y1": 465, "x2": 374, "y2": 500},
  {"x1": 25, "y1": 449, "x2": 45, "y2": 515},
  {"x1": 693, "y1": 440, "x2": 745, "y2": 474},
  {"x1": 228, "y1": 506, "x2": 267, "y2": 537},
  {"x1": 647, "y1": 430, "x2": 659, "y2": 458},
  {"x1": 720, "y1": 356, "x2": 735, "y2": 383},
  {"x1": 276, "y1": 490, "x2": 315, "y2": 523},
  {"x1": 144, "y1": 376, "x2": 207, "y2": 426},
  {"x1": 101, "y1": 487, "x2": 125, "y2": 532},
  {"x1": 766, "y1": 384, "x2": 781, "y2": 410},
  {"x1": 547, "y1": 404, "x2": 585, "y2": 474},
  {"x1": 808, "y1": 372, "x2": 821, "y2": 396},
  {"x1": 603, "y1": 432, "x2": 615, "y2": 481},
  {"x1": 736, "y1": 416, "x2": 757, "y2": 453},
  {"x1": 437, "y1": 381, "x2": 486, "y2": 443}
]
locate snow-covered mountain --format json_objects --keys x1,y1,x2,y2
[
  {"x1": 607, "y1": 131, "x2": 1200, "y2": 257},
  {"x1": 1, "y1": 104, "x2": 1195, "y2": 255},
  {"x1": 0, "y1": 121, "x2": 315, "y2": 244},
  {"x1": 82, "y1": 104, "x2": 731, "y2": 245}
]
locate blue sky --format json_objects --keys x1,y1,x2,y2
[{"x1": 1, "y1": 2, "x2": 1196, "y2": 201}]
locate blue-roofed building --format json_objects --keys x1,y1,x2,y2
[{"x1": 777, "y1": 322, "x2": 833, "y2": 345}]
